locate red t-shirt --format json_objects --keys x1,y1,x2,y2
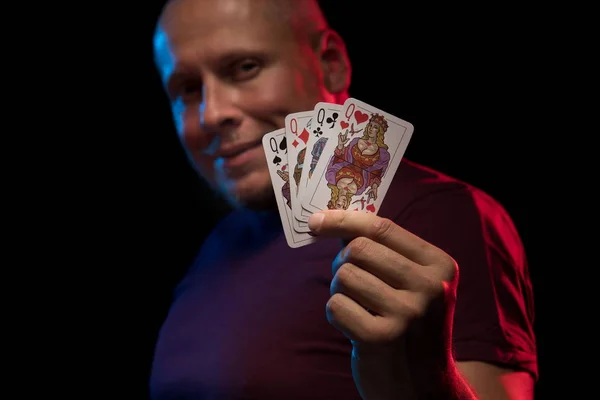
[{"x1": 150, "y1": 159, "x2": 537, "y2": 399}]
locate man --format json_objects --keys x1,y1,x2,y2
[{"x1": 151, "y1": 0, "x2": 537, "y2": 398}]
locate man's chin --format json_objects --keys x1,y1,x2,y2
[{"x1": 219, "y1": 172, "x2": 277, "y2": 211}]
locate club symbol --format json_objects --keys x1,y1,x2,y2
[
  {"x1": 313, "y1": 127, "x2": 322, "y2": 137},
  {"x1": 326, "y1": 112, "x2": 339, "y2": 129}
]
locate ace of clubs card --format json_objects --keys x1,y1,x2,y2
[
  {"x1": 262, "y1": 128, "x2": 316, "y2": 248},
  {"x1": 301, "y1": 97, "x2": 414, "y2": 215}
]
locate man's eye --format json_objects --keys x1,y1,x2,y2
[
  {"x1": 241, "y1": 61, "x2": 257, "y2": 71},
  {"x1": 181, "y1": 83, "x2": 202, "y2": 100},
  {"x1": 232, "y1": 60, "x2": 261, "y2": 80}
]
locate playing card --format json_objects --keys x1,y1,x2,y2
[
  {"x1": 284, "y1": 111, "x2": 313, "y2": 233},
  {"x1": 302, "y1": 105, "x2": 342, "y2": 197},
  {"x1": 292, "y1": 102, "x2": 343, "y2": 233},
  {"x1": 262, "y1": 128, "x2": 317, "y2": 248},
  {"x1": 301, "y1": 97, "x2": 414, "y2": 215}
]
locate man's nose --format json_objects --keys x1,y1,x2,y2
[{"x1": 199, "y1": 79, "x2": 241, "y2": 132}]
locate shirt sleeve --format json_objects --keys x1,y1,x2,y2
[{"x1": 394, "y1": 186, "x2": 538, "y2": 380}]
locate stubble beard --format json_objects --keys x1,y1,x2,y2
[
  {"x1": 216, "y1": 169, "x2": 278, "y2": 212},
  {"x1": 227, "y1": 186, "x2": 277, "y2": 211}
]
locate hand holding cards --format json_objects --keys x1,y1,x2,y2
[{"x1": 262, "y1": 97, "x2": 414, "y2": 248}]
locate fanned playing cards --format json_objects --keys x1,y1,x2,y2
[{"x1": 262, "y1": 97, "x2": 414, "y2": 248}]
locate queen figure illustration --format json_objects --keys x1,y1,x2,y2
[{"x1": 325, "y1": 112, "x2": 390, "y2": 210}]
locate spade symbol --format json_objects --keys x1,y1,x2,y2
[
  {"x1": 279, "y1": 136, "x2": 287, "y2": 153},
  {"x1": 326, "y1": 112, "x2": 339, "y2": 129},
  {"x1": 272, "y1": 155, "x2": 282, "y2": 166}
]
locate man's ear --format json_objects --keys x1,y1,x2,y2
[{"x1": 316, "y1": 29, "x2": 352, "y2": 94}]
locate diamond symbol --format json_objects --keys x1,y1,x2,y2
[{"x1": 299, "y1": 128, "x2": 309, "y2": 144}]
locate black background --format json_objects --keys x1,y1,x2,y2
[{"x1": 55, "y1": 1, "x2": 574, "y2": 398}]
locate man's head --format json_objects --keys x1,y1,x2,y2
[{"x1": 153, "y1": 0, "x2": 352, "y2": 210}]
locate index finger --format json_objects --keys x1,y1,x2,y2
[{"x1": 308, "y1": 210, "x2": 446, "y2": 266}]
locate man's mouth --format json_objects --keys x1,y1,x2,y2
[{"x1": 217, "y1": 139, "x2": 264, "y2": 170}]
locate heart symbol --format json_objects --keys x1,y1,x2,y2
[
  {"x1": 366, "y1": 204, "x2": 376, "y2": 213},
  {"x1": 354, "y1": 110, "x2": 368, "y2": 124},
  {"x1": 340, "y1": 120, "x2": 349, "y2": 129}
]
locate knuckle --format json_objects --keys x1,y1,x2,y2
[
  {"x1": 404, "y1": 303, "x2": 426, "y2": 323},
  {"x1": 330, "y1": 264, "x2": 353, "y2": 296},
  {"x1": 335, "y1": 263, "x2": 356, "y2": 286},
  {"x1": 373, "y1": 217, "x2": 394, "y2": 240},
  {"x1": 336, "y1": 209, "x2": 350, "y2": 229},
  {"x1": 434, "y1": 254, "x2": 459, "y2": 283},
  {"x1": 346, "y1": 236, "x2": 370, "y2": 260},
  {"x1": 421, "y1": 274, "x2": 445, "y2": 300},
  {"x1": 325, "y1": 293, "x2": 345, "y2": 321},
  {"x1": 445, "y1": 257, "x2": 459, "y2": 282},
  {"x1": 398, "y1": 294, "x2": 427, "y2": 321}
]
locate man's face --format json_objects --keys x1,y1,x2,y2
[{"x1": 154, "y1": 0, "x2": 333, "y2": 209}]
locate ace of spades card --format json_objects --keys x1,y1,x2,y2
[
  {"x1": 284, "y1": 111, "x2": 314, "y2": 233},
  {"x1": 262, "y1": 128, "x2": 317, "y2": 248},
  {"x1": 293, "y1": 102, "x2": 343, "y2": 233},
  {"x1": 301, "y1": 97, "x2": 414, "y2": 215}
]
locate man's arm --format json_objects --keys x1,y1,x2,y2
[
  {"x1": 457, "y1": 362, "x2": 535, "y2": 400},
  {"x1": 385, "y1": 181, "x2": 538, "y2": 400},
  {"x1": 396, "y1": 184, "x2": 538, "y2": 390}
]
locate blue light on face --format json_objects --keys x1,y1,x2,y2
[
  {"x1": 199, "y1": 101, "x2": 220, "y2": 157},
  {"x1": 153, "y1": 29, "x2": 174, "y2": 83},
  {"x1": 171, "y1": 99, "x2": 185, "y2": 137},
  {"x1": 214, "y1": 157, "x2": 242, "y2": 208}
]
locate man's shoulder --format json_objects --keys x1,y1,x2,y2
[
  {"x1": 382, "y1": 158, "x2": 472, "y2": 211},
  {"x1": 393, "y1": 158, "x2": 472, "y2": 193},
  {"x1": 381, "y1": 158, "x2": 507, "y2": 221}
]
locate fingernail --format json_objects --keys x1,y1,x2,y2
[{"x1": 308, "y1": 212, "x2": 325, "y2": 231}]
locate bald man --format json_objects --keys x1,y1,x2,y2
[{"x1": 151, "y1": 0, "x2": 537, "y2": 398}]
